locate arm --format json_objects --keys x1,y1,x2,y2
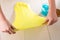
[
  {"x1": 0, "y1": 6, "x2": 15, "y2": 34},
  {"x1": 48, "y1": 0, "x2": 56, "y2": 16},
  {"x1": 45, "y1": 0, "x2": 57, "y2": 25},
  {"x1": 0, "y1": 6, "x2": 8, "y2": 23}
]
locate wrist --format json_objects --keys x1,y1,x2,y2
[{"x1": 48, "y1": 8, "x2": 56, "y2": 14}]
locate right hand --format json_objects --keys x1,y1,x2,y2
[
  {"x1": 0, "y1": 21, "x2": 16, "y2": 34},
  {"x1": 44, "y1": 9, "x2": 57, "y2": 25}
]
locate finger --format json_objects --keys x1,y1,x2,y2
[
  {"x1": 3, "y1": 27, "x2": 16, "y2": 34},
  {"x1": 9, "y1": 27, "x2": 16, "y2": 34},
  {"x1": 54, "y1": 19, "x2": 58, "y2": 23},
  {"x1": 11, "y1": 25, "x2": 16, "y2": 30},
  {"x1": 51, "y1": 20, "x2": 57, "y2": 25},
  {"x1": 47, "y1": 19, "x2": 53, "y2": 25},
  {"x1": 5, "y1": 28, "x2": 15, "y2": 34},
  {"x1": 43, "y1": 19, "x2": 48, "y2": 24},
  {"x1": 3, "y1": 30, "x2": 11, "y2": 34},
  {"x1": 2, "y1": 30, "x2": 11, "y2": 34}
]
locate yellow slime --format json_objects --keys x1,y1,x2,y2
[{"x1": 12, "y1": 2, "x2": 46, "y2": 30}]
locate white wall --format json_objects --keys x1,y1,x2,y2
[
  {"x1": 55, "y1": 0, "x2": 60, "y2": 9},
  {"x1": 0, "y1": 0, "x2": 60, "y2": 40}
]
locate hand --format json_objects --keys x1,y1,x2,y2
[
  {"x1": 0, "y1": 6, "x2": 16, "y2": 34},
  {"x1": 0, "y1": 21, "x2": 16, "y2": 34},
  {"x1": 44, "y1": 10, "x2": 58, "y2": 25}
]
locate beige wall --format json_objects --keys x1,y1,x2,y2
[{"x1": 0, "y1": 0, "x2": 60, "y2": 40}]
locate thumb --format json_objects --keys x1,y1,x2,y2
[
  {"x1": 47, "y1": 19, "x2": 52, "y2": 25},
  {"x1": 43, "y1": 18, "x2": 48, "y2": 24}
]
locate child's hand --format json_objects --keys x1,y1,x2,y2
[
  {"x1": 0, "y1": 21, "x2": 16, "y2": 34},
  {"x1": 44, "y1": 10, "x2": 58, "y2": 25},
  {"x1": 45, "y1": 0, "x2": 58, "y2": 25},
  {"x1": 0, "y1": 6, "x2": 16, "y2": 34}
]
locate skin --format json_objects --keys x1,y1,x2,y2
[
  {"x1": 0, "y1": 0, "x2": 58, "y2": 34},
  {"x1": 44, "y1": 0, "x2": 58, "y2": 25},
  {"x1": 0, "y1": 6, "x2": 15, "y2": 34}
]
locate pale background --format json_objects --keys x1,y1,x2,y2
[{"x1": 0, "y1": 0, "x2": 60, "y2": 40}]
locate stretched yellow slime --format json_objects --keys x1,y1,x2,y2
[{"x1": 12, "y1": 2, "x2": 46, "y2": 30}]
